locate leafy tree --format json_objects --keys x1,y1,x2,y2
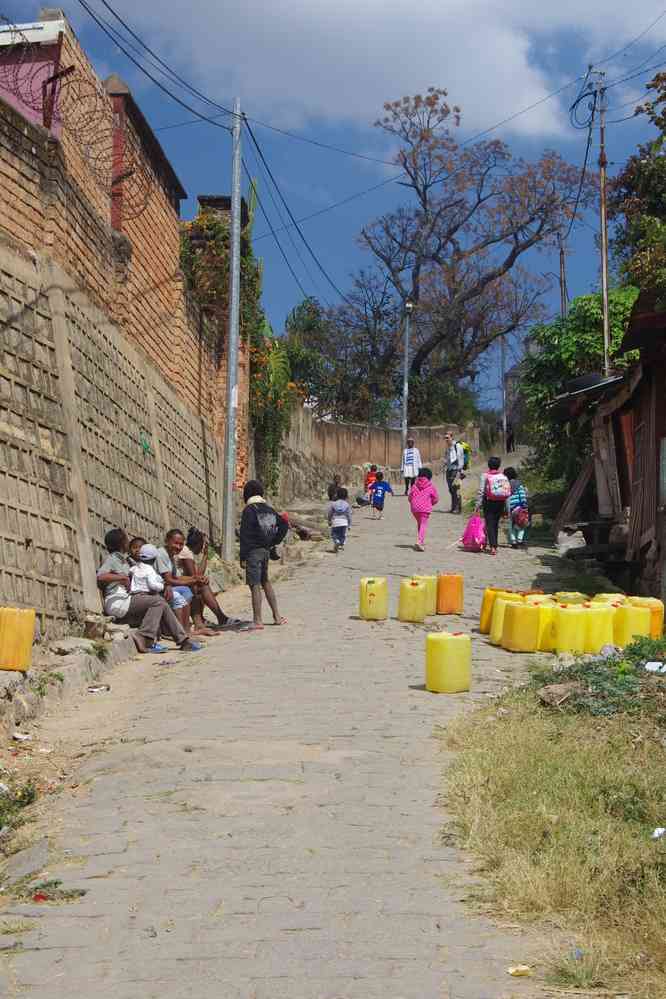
[
  {"x1": 521, "y1": 287, "x2": 639, "y2": 484},
  {"x1": 358, "y1": 89, "x2": 595, "y2": 380}
]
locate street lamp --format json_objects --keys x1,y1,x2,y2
[{"x1": 401, "y1": 299, "x2": 414, "y2": 453}]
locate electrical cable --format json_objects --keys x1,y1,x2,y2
[
  {"x1": 595, "y1": 8, "x2": 666, "y2": 66},
  {"x1": 240, "y1": 156, "x2": 310, "y2": 299},
  {"x1": 563, "y1": 93, "x2": 597, "y2": 244},
  {"x1": 74, "y1": 0, "x2": 233, "y2": 132},
  {"x1": 253, "y1": 172, "x2": 403, "y2": 241},
  {"x1": 243, "y1": 117, "x2": 353, "y2": 305},
  {"x1": 243, "y1": 133, "x2": 329, "y2": 303}
]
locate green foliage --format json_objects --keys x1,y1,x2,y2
[
  {"x1": 521, "y1": 287, "x2": 639, "y2": 484},
  {"x1": 250, "y1": 332, "x2": 300, "y2": 493},
  {"x1": 0, "y1": 781, "x2": 36, "y2": 832}
]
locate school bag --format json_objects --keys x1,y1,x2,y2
[
  {"x1": 512, "y1": 506, "x2": 530, "y2": 528},
  {"x1": 462, "y1": 512, "x2": 486, "y2": 552},
  {"x1": 484, "y1": 471, "x2": 511, "y2": 501},
  {"x1": 458, "y1": 441, "x2": 471, "y2": 470}
]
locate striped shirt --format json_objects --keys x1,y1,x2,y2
[{"x1": 401, "y1": 447, "x2": 422, "y2": 478}]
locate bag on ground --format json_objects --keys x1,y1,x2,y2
[
  {"x1": 462, "y1": 513, "x2": 486, "y2": 551},
  {"x1": 512, "y1": 506, "x2": 529, "y2": 528},
  {"x1": 484, "y1": 471, "x2": 511, "y2": 501}
]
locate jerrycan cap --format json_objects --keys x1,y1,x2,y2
[{"x1": 452, "y1": 631, "x2": 465, "y2": 636}]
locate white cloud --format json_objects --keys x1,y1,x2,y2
[{"x1": 78, "y1": 1, "x2": 666, "y2": 146}]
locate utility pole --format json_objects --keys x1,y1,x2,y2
[
  {"x1": 558, "y1": 234, "x2": 568, "y2": 319},
  {"x1": 222, "y1": 98, "x2": 242, "y2": 561},
  {"x1": 594, "y1": 72, "x2": 612, "y2": 377},
  {"x1": 401, "y1": 300, "x2": 414, "y2": 452},
  {"x1": 500, "y1": 335, "x2": 507, "y2": 451}
]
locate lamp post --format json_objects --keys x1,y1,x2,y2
[{"x1": 401, "y1": 299, "x2": 414, "y2": 452}]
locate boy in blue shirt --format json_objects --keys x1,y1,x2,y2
[{"x1": 369, "y1": 471, "x2": 393, "y2": 520}]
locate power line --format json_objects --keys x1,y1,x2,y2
[
  {"x1": 74, "y1": 0, "x2": 232, "y2": 133},
  {"x1": 563, "y1": 108, "x2": 596, "y2": 243},
  {"x1": 595, "y1": 7, "x2": 666, "y2": 66},
  {"x1": 244, "y1": 135, "x2": 328, "y2": 303},
  {"x1": 244, "y1": 118, "x2": 353, "y2": 305},
  {"x1": 241, "y1": 157, "x2": 310, "y2": 299},
  {"x1": 253, "y1": 172, "x2": 403, "y2": 241}
]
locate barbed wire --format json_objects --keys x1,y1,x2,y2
[{"x1": 0, "y1": 14, "x2": 152, "y2": 220}]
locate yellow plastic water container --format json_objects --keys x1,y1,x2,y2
[
  {"x1": 525, "y1": 594, "x2": 555, "y2": 606},
  {"x1": 0, "y1": 608, "x2": 35, "y2": 671},
  {"x1": 480, "y1": 587, "x2": 504, "y2": 633},
  {"x1": 437, "y1": 574, "x2": 464, "y2": 615},
  {"x1": 555, "y1": 591, "x2": 588, "y2": 605},
  {"x1": 592, "y1": 593, "x2": 626, "y2": 605},
  {"x1": 614, "y1": 604, "x2": 651, "y2": 648},
  {"x1": 583, "y1": 603, "x2": 615, "y2": 655},
  {"x1": 398, "y1": 578, "x2": 428, "y2": 623},
  {"x1": 489, "y1": 594, "x2": 524, "y2": 646},
  {"x1": 359, "y1": 577, "x2": 389, "y2": 621},
  {"x1": 554, "y1": 605, "x2": 586, "y2": 654},
  {"x1": 426, "y1": 632, "x2": 471, "y2": 693},
  {"x1": 537, "y1": 603, "x2": 556, "y2": 652},
  {"x1": 502, "y1": 602, "x2": 540, "y2": 653},
  {"x1": 628, "y1": 597, "x2": 665, "y2": 639},
  {"x1": 412, "y1": 575, "x2": 437, "y2": 616}
]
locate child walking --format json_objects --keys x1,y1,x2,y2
[
  {"x1": 327, "y1": 486, "x2": 352, "y2": 552},
  {"x1": 369, "y1": 471, "x2": 393, "y2": 520},
  {"x1": 239, "y1": 480, "x2": 289, "y2": 630},
  {"x1": 475, "y1": 456, "x2": 511, "y2": 556},
  {"x1": 408, "y1": 468, "x2": 439, "y2": 551}
]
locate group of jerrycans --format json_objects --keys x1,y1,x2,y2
[
  {"x1": 480, "y1": 588, "x2": 663, "y2": 655},
  {"x1": 358, "y1": 575, "x2": 470, "y2": 694}
]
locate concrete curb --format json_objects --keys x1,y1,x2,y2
[{"x1": 0, "y1": 637, "x2": 136, "y2": 737}]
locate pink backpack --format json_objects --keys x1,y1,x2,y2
[
  {"x1": 462, "y1": 513, "x2": 486, "y2": 552},
  {"x1": 484, "y1": 471, "x2": 511, "y2": 501}
]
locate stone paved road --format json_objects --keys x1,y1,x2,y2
[{"x1": 1, "y1": 489, "x2": 556, "y2": 999}]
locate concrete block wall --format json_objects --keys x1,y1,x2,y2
[{"x1": 0, "y1": 241, "x2": 225, "y2": 634}]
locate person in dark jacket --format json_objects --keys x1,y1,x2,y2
[{"x1": 239, "y1": 480, "x2": 289, "y2": 629}]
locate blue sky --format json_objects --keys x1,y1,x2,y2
[{"x1": 10, "y1": 2, "x2": 666, "y2": 407}]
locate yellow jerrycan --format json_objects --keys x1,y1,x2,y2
[
  {"x1": 614, "y1": 604, "x2": 651, "y2": 648},
  {"x1": 0, "y1": 607, "x2": 35, "y2": 671},
  {"x1": 583, "y1": 603, "x2": 615, "y2": 655},
  {"x1": 628, "y1": 597, "x2": 664, "y2": 639},
  {"x1": 480, "y1": 587, "x2": 504, "y2": 633},
  {"x1": 426, "y1": 632, "x2": 471, "y2": 693},
  {"x1": 554, "y1": 605, "x2": 586, "y2": 654},
  {"x1": 555, "y1": 591, "x2": 588, "y2": 605},
  {"x1": 437, "y1": 574, "x2": 464, "y2": 615},
  {"x1": 592, "y1": 593, "x2": 626, "y2": 605},
  {"x1": 537, "y1": 602, "x2": 556, "y2": 652},
  {"x1": 398, "y1": 578, "x2": 428, "y2": 623},
  {"x1": 412, "y1": 575, "x2": 437, "y2": 616},
  {"x1": 502, "y1": 602, "x2": 540, "y2": 653},
  {"x1": 489, "y1": 594, "x2": 524, "y2": 647},
  {"x1": 525, "y1": 593, "x2": 553, "y2": 605},
  {"x1": 359, "y1": 577, "x2": 389, "y2": 621}
]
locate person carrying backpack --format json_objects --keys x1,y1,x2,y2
[
  {"x1": 475, "y1": 457, "x2": 511, "y2": 556},
  {"x1": 239, "y1": 480, "x2": 289, "y2": 629}
]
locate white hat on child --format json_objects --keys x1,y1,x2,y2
[{"x1": 139, "y1": 544, "x2": 159, "y2": 562}]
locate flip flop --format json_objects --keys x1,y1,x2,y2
[
  {"x1": 218, "y1": 618, "x2": 250, "y2": 631},
  {"x1": 148, "y1": 643, "x2": 170, "y2": 654},
  {"x1": 244, "y1": 623, "x2": 265, "y2": 631},
  {"x1": 272, "y1": 617, "x2": 287, "y2": 626}
]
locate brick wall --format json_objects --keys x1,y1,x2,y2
[{"x1": 0, "y1": 14, "x2": 248, "y2": 472}]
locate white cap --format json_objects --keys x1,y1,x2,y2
[{"x1": 139, "y1": 544, "x2": 159, "y2": 562}]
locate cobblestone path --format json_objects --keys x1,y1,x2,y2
[{"x1": 2, "y1": 488, "x2": 557, "y2": 998}]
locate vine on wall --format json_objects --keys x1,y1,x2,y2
[{"x1": 180, "y1": 193, "x2": 303, "y2": 494}]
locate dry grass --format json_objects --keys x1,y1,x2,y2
[{"x1": 444, "y1": 692, "x2": 666, "y2": 997}]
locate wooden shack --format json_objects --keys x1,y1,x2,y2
[{"x1": 553, "y1": 292, "x2": 666, "y2": 598}]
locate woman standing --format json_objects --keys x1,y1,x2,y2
[
  {"x1": 401, "y1": 437, "x2": 422, "y2": 496},
  {"x1": 503, "y1": 467, "x2": 529, "y2": 548}
]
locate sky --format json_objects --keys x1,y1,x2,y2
[{"x1": 9, "y1": 1, "x2": 666, "y2": 408}]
